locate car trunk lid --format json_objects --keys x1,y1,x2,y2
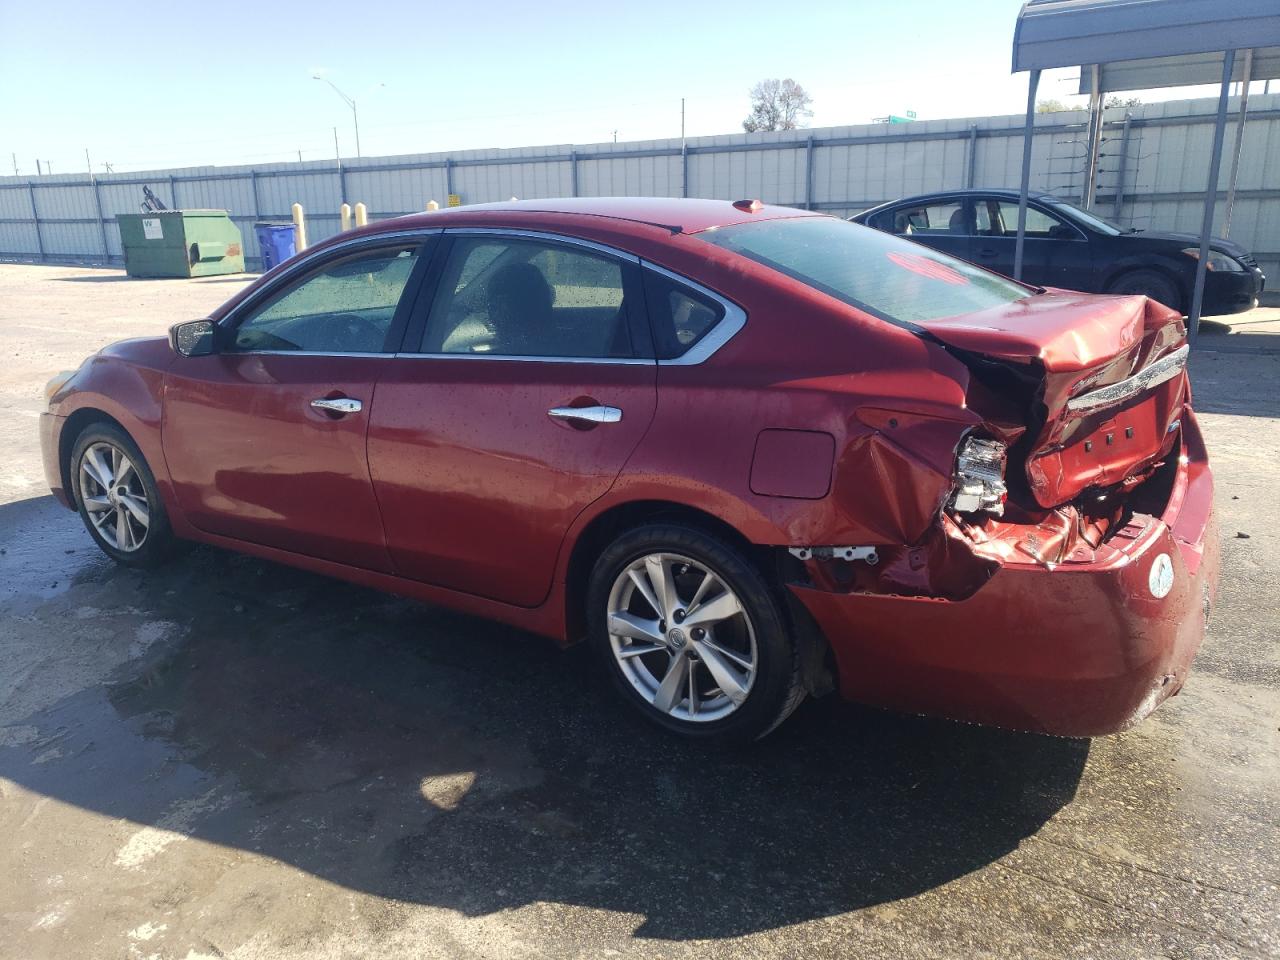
[{"x1": 916, "y1": 290, "x2": 1188, "y2": 507}]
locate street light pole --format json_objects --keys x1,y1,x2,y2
[{"x1": 313, "y1": 75, "x2": 361, "y2": 158}]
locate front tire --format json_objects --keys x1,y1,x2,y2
[
  {"x1": 586, "y1": 524, "x2": 804, "y2": 744},
  {"x1": 1107, "y1": 269, "x2": 1182, "y2": 313},
  {"x1": 71, "y1": 422, "x2": 177, "y2": 568}
]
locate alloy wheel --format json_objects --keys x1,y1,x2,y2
[
  {"x1": 606, "y1": 552, "x2": 758, "y2": 722},
  {"x1": 79, "y1": 441, "x2": 150, "y2": 553}
]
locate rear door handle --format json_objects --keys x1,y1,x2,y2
[
  {"x1": 547, "y1": 405, "x2": 622, "y2": 425},
  {"x1": 310, "y1": 397, "x2": 363, "y2": 415},
  {"x1": 977, "y1": 248, "x2": 998, "y2": 258}
]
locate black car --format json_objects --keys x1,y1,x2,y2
[{"x1": 851, "y1": 188, "x2": 1265, "y2": 317}]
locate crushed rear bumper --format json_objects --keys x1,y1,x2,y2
[{"x1": 790, "y1": 412, "x2": 1219, "y2": 737}]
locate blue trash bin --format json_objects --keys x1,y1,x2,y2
[{"x1": 254, "y1": 222, "x2": 298, "y2": 272}]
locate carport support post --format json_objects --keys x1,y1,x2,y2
[
  {"x1": 1082, "y1": 64, "x2": 1103, "y2": 209},
  {"x1": 1223, "y1": 48, "x2": 1253, "y2": 238},
  {"x1": 1189, "y1": 49, "x2": 1237, "y2": 341},
  {"x1": 569, "y1": 150, "x2": 577, "y2": 198},
  {"x1": 1014, "y1": 69, "x2": 1040, "y2": 282}
]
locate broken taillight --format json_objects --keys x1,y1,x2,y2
[{"x1": 950, "y1": 437, "x2": 1008, "y2": 516}]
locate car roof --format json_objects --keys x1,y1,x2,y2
[
  {"x1": 858, "y1": 188, "x2": 1062, "y2": 215},
  {"x1": 377, "y1": 197, "x2": 822, "y2": 236}
]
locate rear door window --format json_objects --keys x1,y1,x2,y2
[
  {"x1": 873, "y1": 200, "x2": 969, "y2": 237},
  {"x1": 420, "y1": 236, "x2": 640, "y2": 359}
]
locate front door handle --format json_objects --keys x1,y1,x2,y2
[
  {"x1": 310, "y1": 397, "x2": 363, "y2": 415},
  {"x1": 977, "y1": 248, "x2": 998, "y2": 258},
  {"x1": 548, "y1": 405, "x2": 622, "y2": 425}
]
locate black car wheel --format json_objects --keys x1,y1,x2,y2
[{"x1": 1107, "y1": 269, "x2": 1182, "y2": 313}]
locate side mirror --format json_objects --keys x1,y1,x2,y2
[
  {"x1": 1048, "y1": 224, "x2": 1075, "y2": 240},
  {"x1": 169, "y1": 319, "x2": 217, "y2": 357}
]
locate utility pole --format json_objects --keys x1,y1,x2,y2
[
  {"x1": 10, "y1": 153, "x2": 16, "y2": 176},
  {"x1": 35, "y1": 160, "x2": 41, "y2": 176},
  {"x1": 298, "y1": 149, "x2": 303, "y2": 163},
  {"x1": 313, "y1": 75, "x2": 361, "y2": 158},
  {"x1": 85, "y1": 148, "x2": 93, "y2": 180},
  {"x1": 611, "y1": 129, "x2": 618, "y2": 143},
  {"x1": 333, "y1": 126, "x2": 341, "y2": 162}
]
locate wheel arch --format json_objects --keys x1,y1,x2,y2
[
  {"x1": 561, "y1": 498, "x2": 835, "y2": 695},
  {"x1": 1100, "y1": 260, "x2": 1189, "y2": 312},
  {"x1": 59, "y1": 407, "x2": 130, "y2": 506}
]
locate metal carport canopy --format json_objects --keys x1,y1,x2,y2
[{"x1": 1009, "y1": 0, "x2": 1280, "y2": 337}]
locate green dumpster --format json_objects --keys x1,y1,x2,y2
[{"x1": 117, "y1": 210, "x2": 245, "y2": 278}]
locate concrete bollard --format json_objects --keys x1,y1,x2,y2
[
  {"x1": 291, "y1": 202, "x2": 307, "y2": 251},
  {"x1": 354, "y1": 202, "x2": 368, "y2": 227},
  {"x1": 340, "y1": 203, "x2": 352, "y2": 231}
]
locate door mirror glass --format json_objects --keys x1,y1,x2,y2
[{"x1": 170, "y1": 319, "x2": 216, "y2": 357}]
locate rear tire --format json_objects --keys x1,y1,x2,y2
[
  {"x1": 70, "y1": 422, "x2": 178, "y2": 569},
  {"x1": 586, "y1": 524, "x2": 805, "y2": 744},
  {"x1": 1107, "y1": 269, "x2": 1182, "y2": 313}
]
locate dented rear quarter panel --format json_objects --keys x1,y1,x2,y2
[{"x1": 590, "y1": 244, "x2": 981, "y2": 550}]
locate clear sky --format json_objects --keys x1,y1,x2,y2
[{"x1": 0, "y1": 0, "x2": 1239, "y2": 176}]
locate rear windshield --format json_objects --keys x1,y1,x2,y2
[{"x1": 698, "y1": 216, "x2": 1031, "y2": 325}]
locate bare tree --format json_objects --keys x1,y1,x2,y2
[{"x1": 743, "y1": 79, "x2": 813, "y2": 133}]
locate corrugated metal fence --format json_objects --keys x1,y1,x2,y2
[{"x1": 2, "y1": 94, "x2": 1278, "y2": 279}]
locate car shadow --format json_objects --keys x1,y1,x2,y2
[{"x1": 0, "y1": 494, "x2": 1088, "y2": 940}]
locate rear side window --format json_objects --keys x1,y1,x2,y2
[
  {"x1": 700, "y1": 216, "x2": 1029, "y2": 326},
  {"x1": 871, "y1": 200, "x2": 967, "y2": 237},
  {"x1": 642, "y1": 270, "x2": 724, "y2": 360}
]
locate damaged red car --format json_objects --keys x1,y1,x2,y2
[{"x1": 40, "y1": 197, "x2": 1219, "y2": 743}]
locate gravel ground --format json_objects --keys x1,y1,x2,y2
[{"x1": 0, "y1": 263, "x2": 1277, "y2": 960}]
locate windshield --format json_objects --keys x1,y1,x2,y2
[
  {"x1": 698, "y1": 216, "x2": 1031, "y2": 326},
  {"x1": 1042, "y1": 198, "x2": 1125, "y2": 236}
]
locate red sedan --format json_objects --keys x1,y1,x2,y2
[{"x1": 40, "y1": 198, "x2": 1219, "y2": 743}]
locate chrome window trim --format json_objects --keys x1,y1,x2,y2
[
  {"x1": 1065, "y1": 344, "x2": 1189, "y2": 415},
  {"x1": 219, "y1": 228, "x2": 443, "y2": 344},
  {"x1": 220, "y1": 350, "x2": 391, "y2": 359},
  {"x1": 640, "y1": 261, "x2": 748, "y2": 366},
  {"x1": 393, "y1": 352, "x2": 654, "y2": 366},
  {"x1": 443, "y1": 227, "x2": 641, "y2": 263}
]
